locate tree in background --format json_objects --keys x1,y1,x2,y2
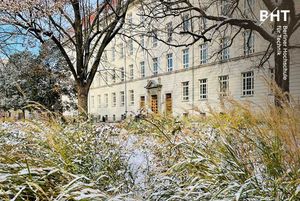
[
  {"x1": 0, "y1": 0, "x2": 133, "y2": 115},
  {"x1": 0, "y1": 43, "x2": 75, "y2": 116}
]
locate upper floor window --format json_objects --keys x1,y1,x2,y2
[
  {"x1": 112, "y1": 92, "x2": 116, "y2": 107},
  {"x1": 182, "y1": 81, "x2": 189, "y2": 101},
  {"x1": 152, "y1": 30, "x2": 158, "y2": 47},
  {"x1": 242, "y1": 71, "x2": 254, "y2": 96},
  {"x1": 221, "y1": 0, "x2": 231, "y2": 16},
  {"x1": 111, "y1": 47, "x2": 115, "y2": 61},
  {"x1": 182, "y1": 14, "x2": 190, "y2": 31},
  {"x1": 199, "y1": 79, "x2": 208, "y2": 99},
  {"x1": 219, "y1": 75, "x2": 229, "y2": 96},
  {"x1": 166, "y1": 22, "x2": 173, "y2": 42},
  {"x1": 153, "y1": 57, "x2": 159, "y2": 75},
  {"x1": 112, "y1": 69, "x2": 116, "y2": 83},
  {"x1": 129, "y1": 64, "x2": 134, "y2": 80},
  {"x1": 167, "y1": 53, "x2": 173, "y2": 72},
  {"x1": 200, "y1": 42, "x2": 208, "y2": 64},
  {"x1": 220, "y1": 37, "x2": 230, "y2": 61},
  {"x1": 120, "y1": 67, "x2": 125, "y2": 82},
  {"x1": 129, "y1": 39, "x2": 134, "y2": 55},
  {"x1": 120, "y1": 43, "x2": 124, "y2": 58},
  {"x1": 140, "y1": 61, "x2": 145, "y2": 78},
  {"x1": 244, "y1": 0, "x2": 255, "y2": 16},
  {"x1": 244, "y1": 30, "x2": 255, "y2": 55},
  {"x1": 183, "y1": 48, "x2": 189, "y2": 69},
  {"x1": 140, "y1": 35, "x2": 145, "y2": 50},
  {"x1": 200, "y1": 17, "x2": 207, "y2": 31}
]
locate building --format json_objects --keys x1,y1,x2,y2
[{"x1": 88, "y1": 0, "x2": 300, "y2": 121}]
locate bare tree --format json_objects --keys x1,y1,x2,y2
[
  {"x1": 0, "y1": 0, "x2": 133, "y2": 115},
  {"x1": 139, "y1": 0, "x2": 300, "y2": 105}
]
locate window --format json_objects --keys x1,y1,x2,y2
[
  {"x1": 91, "y1": 96, "x2": 95, "y2": 108},
  {"x1": 140, "y1": 35, "x2": 145, "y2": 50},
  {"x1": 120, "y1": 44, "x2": 124, "y2": 58},
  {"x1": 129, "y1": 90, "x2": 134, "y2": 105},
  {"x1": 120, "y1": 67, "x2": 125, "y2": 82},
  {"x1": 153, "y1": 57, "x2": 158, "y2": 75},
  {"x1": 199, "y1": 79, "x2": 208, "y2": 99},
  {"x1": 221, "y1": 0, "x2": 231, "y2": 16},
  {"x1": 219, "y1": 75, "x2": 229, "y2": 96},
  {"x1": 183, "y1": 48, "x2": 189, "y2": 69},
  {"x1": 244, "y1": 30, "x2": 255, "y2": 55},
  {"x1": 104, "y1": 94, "x2": 108, "y2": 107},
  {"x1": 129, "y1": 39, "x2": 134, "y2": 55},
  {"x1": 120, "y1": 91, "x2": 125, "y2": 106},
  {"x1": 103, "y1": 71, "x2": 108, "y2": 83},
  {"x1": 98, "y1": 95, "x2": 101, "y2": 108},
  {"x1": 112, "y1": 69, "x2": 116, "y2": 83},
  {"x1": 112, "y1": 47, "x2": 115, "y2": 61},
  {"x1": 166, "y1": 22, "x2": 172, "y2": 42},
  {"x1": 242, "y1": 71, "x2": 254, "y2": 96},
  {"x1": 140, "y1": 61, "x2": 145, "y2": 78},
  {"x1": 127, "y1": 13, "x2": 132, "y2": 28},
  {"x1": 140, "y1": 96, "x2": 145, "y2": 109},
  {"x1": 182, "y1": 14, "x2": 190, "y2": 31},
  {"x1": 167, "y1": 53, "x2": 173, "y2": 72},
  {"x1": 112, "y1": 92, "x2": 116, "y2": 107},
  {"x1": 200, "y1": 17, "x2": 207, "y2": 31},
  {"x1": 129, "y1": 64, "x2": 134, "y2": 80},
  {"x1": 182, "y1": 81, "x2": 189, "y2": 101},
  {"x1": 200, "y1": 42, "x2": 208, "y2": 64},
  {"x1": 244, "y1": 0, "x2": 255, "y2": 16},
  {"x1": 152, "y1": 30, "x2": 158, "y2": 47},
  {"x1": 220, "y1": 37, "x2": 230, "y2": 61}
]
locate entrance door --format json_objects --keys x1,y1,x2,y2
[
  {"x1": 151, "y1": 95, "x2": 158, "y2": 113},
  {"x1": 165, "y1": 93, "x2": 172, "y2": 114}
]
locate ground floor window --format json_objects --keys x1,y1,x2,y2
[{"x1": 242, "y1": 71, "x2": 254, "y2": 96}]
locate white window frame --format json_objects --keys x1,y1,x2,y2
[
  {"x1": 120, "y1": 91, "x2": 125, "y2": 106},
  {"x1": 182, "y1": 81, "x2": 189, "y2": 101},
  {"x1": 199, "y1": 79, "x2": 208, "y2": 99},
  {"x1": 242, "y1": 71, "x2": 254, "y2": 96},
  {"x1": 129, "y1": 39, "x2": 134, "y2": 55},
  {"x1": 91, "y1": 96, "x2": 95, "y2": 108},
  {"x1": 104, "y1": 93, "x2": 108, "y2": 107},
  {"x1": 166, "y1": 22, "x2": 173, "y2": 42},
  {"x1": 112, "y1": 92, "x2": 116, "y2": 107},
  {"x1": 167, "y1": 53, "x2": 173, "y2": 72},
  {"x1": 200, "y1": 42, "x2": 208, "y2": 64},
  {"x1": 153, "y1": 57, "x2": 158, "y2": 75},
  {"x1": 129, "y1": 64, "x2": 134, "y2": 80},
  {"x1": 140, "y1": 61, "x2": 145, "y2": 78},
  {"x1": 152, "y1": 31, "x2": 158, "y2": 47},
  {"x1": 219, "y1": 75, "x2": 229, "y2": 96},
  {"x1": 98, "y1": 95, "x2": 101, "y2": 108},
  {"x1": 183, "y1": 48, "x2": 189, "y2": 69},
  {"x1": 220, "y1": 37, "x2": 230, "y2": 61},
  {"x1": 182, "y1": 14, "x2": 190, "y2": 31},
  {"x1": 120, "y1": 67, "x2": 125, "y2": 82},
  {"x1": 244, "y1": 30, "x2": 255, "y2": 55},
  {"x1": 129, "y1": 90, "x2": 134, "y2": 105}
]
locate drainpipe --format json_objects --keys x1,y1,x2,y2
[
  {"x1": 124, "y1": 40, "x2": 128, "y2": 117},
  {"x1": 191, "y1": 11, "x2": 195, "y2": 115}
]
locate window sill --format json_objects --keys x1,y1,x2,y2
[
  {"x1": 199, "y1": 98, "x2": 208, "y2": 101},
  {"x1": 182, "y1": 100, "x2": 190, "y2": 102},
  {"x1": 241, "y1": 95, "x2": 254, "y2": 98}
]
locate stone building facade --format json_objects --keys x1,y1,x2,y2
[{"x1": 88, "y1": 0, "x2": 300, "y2": 121}]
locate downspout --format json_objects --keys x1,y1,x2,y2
[
  {"x1": 191, "y1": 11, "x2": 195, "y2": 115},
  {"x1": 124, "y1": 41, "x2": 128, "y2": 116}
]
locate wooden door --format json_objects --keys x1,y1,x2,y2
[
  {"x1": 165, "y1": 93, "x2": 172, "y2": 114},
  {"x1": 151, "y1": 95, "x2": 158, "y2": 113}
]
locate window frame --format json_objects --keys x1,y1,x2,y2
[{"x1": 199, "y1": 79, "x2": 208, "y2": 99}]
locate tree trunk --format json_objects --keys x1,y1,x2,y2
[{"x1": 77, "y1": 84, "x2": 89, "y2": 117}]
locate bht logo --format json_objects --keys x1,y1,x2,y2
[{"x1": 260, "y1": 9, "x2": 290, "y2": 22}]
